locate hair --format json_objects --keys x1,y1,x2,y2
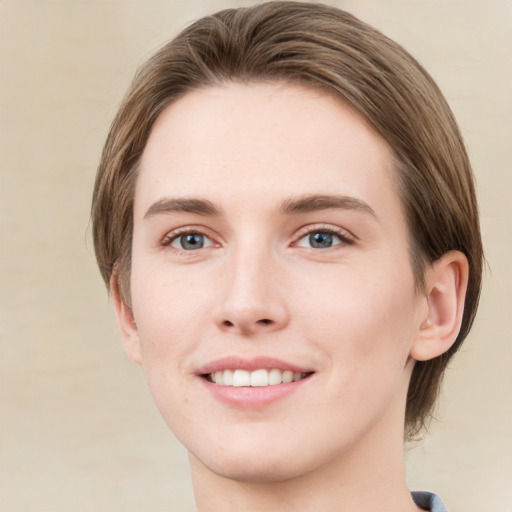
[{"x1": 91, "y1": 1, "x2": 483, "y2": 438}]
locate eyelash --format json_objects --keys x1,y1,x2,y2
[
  {"x1": 160, "y1": 227, "x2": 215, "y2": 250},
  {"x1": 160, "y1": 224, "x2": 355, "y2": 251},
  {"x1": 293, "y1": 224, "x2": 355, "y2": 249}
]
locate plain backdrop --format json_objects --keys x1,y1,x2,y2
[{"x1": 1, "y1": 1, "x2": 511, "y2": 511}]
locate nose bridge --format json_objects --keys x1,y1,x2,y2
[{"x1": 215, "y1": 235, "x2": 288, "y2": 334}]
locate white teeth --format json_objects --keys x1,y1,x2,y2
[
  {"x1": 268, "y1": 368, "x2": 282, "y2": 385},
  {"x1": 208, "y1": 368, "x2": 308, "y2": 387},
  {"x1": 250, "y1": 369, "x2": 269, "y2": 387},
  {"x1": 282, "y1": 370, "x2": 293, "y2": 383},
  {"x1": 232, "y1": 369, "x2": 251, "y2": 387},
  {"x1": 223, "y1": 369, "x2": 233, "y2": 386}
]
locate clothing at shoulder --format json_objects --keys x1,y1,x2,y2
[{"x1": 411, "y1": 491, "x2": 448, "y2": 512}]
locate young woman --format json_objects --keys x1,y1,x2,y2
[{"x1": 91, "y1": 2, "x2": 483, "y2": 510}]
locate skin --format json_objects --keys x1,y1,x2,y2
[{"x1": 112, "y1": 82, "x2": 468, "y2": 512}]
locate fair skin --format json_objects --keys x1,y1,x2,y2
[{"x1": 112, "y1": 82, "x2": 468, "y2": 512}]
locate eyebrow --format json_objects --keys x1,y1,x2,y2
[
  {"x1": 143, "y1": 193, "x2": 376, "y2": 220},
  {"x1": 144, "y1": 197, "x2": 221, "y2": 219},
  {"x1": 280, "y1": 194, "x2": 376, "y2": 218}
]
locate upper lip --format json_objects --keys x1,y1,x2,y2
[{"x1": 196, "y1": 356, "x2": 314, "y2": 375}]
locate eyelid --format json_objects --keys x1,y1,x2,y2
[
  {"x1": 160, "y1": 225, "x2": 220, "y2": 249},
  {"x1": 292, "y1": 223, "x2": 355, "y2": 247}
]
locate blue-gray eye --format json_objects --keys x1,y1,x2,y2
[
  {"x1": 296, "y1": 230, "x2": 344, "y2": 249},
  {"x1": 171, "y1": 233, "x2": 211, "y2": 250},
  {"x1": 309, "y1": 232, "x2": 334, "y2": 248}
]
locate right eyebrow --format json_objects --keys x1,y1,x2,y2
[{"x1": 143, "y1": 197, "x2": 221, "y2": 219}]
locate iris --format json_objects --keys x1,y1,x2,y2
[
  {"x1": 309, "y1": 232, "x2": 334, "y2": 248},
  {"x1": 179, "y1": 233, "x2": 204, "y2": 250}
]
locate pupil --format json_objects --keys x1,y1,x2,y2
[
  {"x1": 181, "y1": 234, "x2": 204, "y2": 250},
  {"x1": 310, "y1": 232, "x2": 333, "y2": 248}
]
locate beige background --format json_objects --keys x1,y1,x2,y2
[{"x1": 1, "y1": 1, "x2": 510, "y2": 511}]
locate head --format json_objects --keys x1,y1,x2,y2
[{"x1": 92, "y1": 1, "x2": 482, "y2": 440}]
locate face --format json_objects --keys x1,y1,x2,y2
[{"x1": 121, "y1": 82, "x2": 428, "y2": 483}]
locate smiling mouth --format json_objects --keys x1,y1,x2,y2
[{"x1": 204, "y1": 369, "x2": 313, "y2": 387}]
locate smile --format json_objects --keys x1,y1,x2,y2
[{"x1": 206, "y1": 369, "x2": 311, "y2": 387}]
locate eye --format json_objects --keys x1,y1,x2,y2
[
  {"x1": 295, "y1": 229, "x2": 352, "y2": 249},
  {"x1": 169, "y1": 232, "x2": 213, "y2": 250}
]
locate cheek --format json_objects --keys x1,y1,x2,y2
[
  {"x1": 130, "y1": 273, "x2": 201, "y2": 424},
  {"x1": 131, "y1": 260, "x2": 211, "y2": 340},
  {"x1": 307, "y1": 275, "x2": 417, "y2": 424},
  {"x1": 298, "y1": 261, "x2": 418, "y2": 371}
]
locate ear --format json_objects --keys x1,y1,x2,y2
[
  {"x1": 110, "y1": 271, "x2": 143, "y2": 365},
  {"x1": 410, "y1": 251, "x2": 469, "y2": 362}
]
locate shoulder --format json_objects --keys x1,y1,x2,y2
[{"x1": 411, "y1": 491, "x2": 449, "y2": 512}]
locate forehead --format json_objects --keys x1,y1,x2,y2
[{"x1": 136, "y1": 81, "x2": 399, "y2": 218}]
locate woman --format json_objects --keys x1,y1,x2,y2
[{"x1": 91, "y1": 2, "x2": 483, "y2": 510}]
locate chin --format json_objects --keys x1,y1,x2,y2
[
  {"x1": 202, "y1": 452, "x2": 309, "y2": 484},
  {"x1": 187, "y1": 429, "x2": 320, "y2": 484}
]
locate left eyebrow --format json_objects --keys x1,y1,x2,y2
[{"x1": 280, "y1": 194, "x2": 377, "y2": 218}]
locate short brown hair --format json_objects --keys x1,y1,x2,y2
[{"x1": 91, "y1": 1, "x2": 483, "y2": 438}]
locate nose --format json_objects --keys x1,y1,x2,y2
[{"x1": 213, "y1": 244, "x2": 290, "y2": 336}]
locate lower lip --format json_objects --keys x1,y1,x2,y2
[{"x1": 200, "y1": 375, "x2": 313, "y2": 408}]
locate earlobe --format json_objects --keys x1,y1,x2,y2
[
  {"x1": 411, "y1": 251, "x2": 469, "y2": 362},
  {"x1": 110, "y1": 271, "x2": 143, "y2": 365}
]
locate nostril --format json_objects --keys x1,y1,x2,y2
[{"x1": 219, "y1": 318, "x2": 274, "y2": 330}]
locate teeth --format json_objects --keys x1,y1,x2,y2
[
  {"x1": 268, "y1": 368, "x2": 282, "y2": 385},
  {"x1": 250, "y1": 369, "x2": 269, "y2": 387},
  {"x1": 282, "y1": 370, "x2": 293, "y2": 383},
  {"x1": 208, "y1": 368, "x2": 308, "y2": 387},
  {"x1": 233, "y1": 369, "x2": 251, "y2": 387},
  {"x1": 223, "y1": 369, "x2": 233, "y2": 386}
]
